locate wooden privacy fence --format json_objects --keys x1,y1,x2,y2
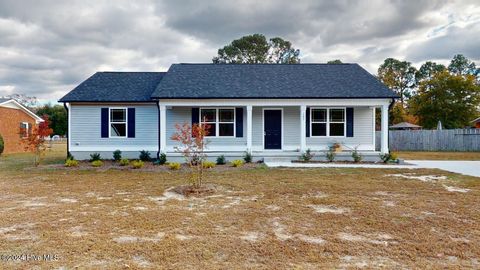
[{"x1": 375, "y1": 129, "x2": 480, "y2": 151}]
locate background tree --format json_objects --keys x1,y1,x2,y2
[
  {"x1": 448, "y1": 54, "x2": 479, "y2": 77},
  {"x1": 3, "y1": 93, "x2": 38, "y2": 109},
  {"x1": 416, "y1": 61, "x2": 446, "y2": 82},
  {"x1": 327, "y1": 59, "x2": 343, "y2": 64},
  {"x1": 20, "y1": 115, "x2": 54, "y2": 166},
  {"x1": 377, "y1": 58, "x2": 417, "y2": 105},
  {"x1": 409, "y1": 71, "x2": 480, "y2": 129},
  {"x1": 212, "y1": 34, "x2": 300, "y2": 64},
  {"x1": 36, "y1": 104, "x2": 67, "y2": 136}
]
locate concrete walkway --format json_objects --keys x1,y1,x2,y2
[
  {"x1": 406, "y1": 160, "x2": 480, "y2": 178},
  {"x1": 265, "y1": 162, "x2": 418, "y2": 169},
  {"x1": 265, "y1": 160, "x2": 480, "y2": 178}
]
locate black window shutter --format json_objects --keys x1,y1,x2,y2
[
  {"x1": 192, "y1": 108, "x2": 199, "y2": 125},
  {"x1": 236, "y1": 107, "x2": 243, "y2": 137},
  {"x1": 346, "y1": 107, "x2": 354, "y2": 137},
  {"x1": 306, "y1": 107, "x2": 310, "y2": 137},
  {"x1": 128, "y1": 108, "x2": 135, "y2": 138},
  {"x1": 101, "y1": 108, "x2": 109, "y2": 138}
]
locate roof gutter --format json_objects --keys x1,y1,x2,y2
[
  {"x1": 63, "y1": 102, "x2": 70, "y2": 158},
  {"x1": 156, "y1": 101, "x2": 161, "y2": 160}
]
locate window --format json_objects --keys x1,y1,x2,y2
[
  {"x1": 200, "y1": 108, "x2": 235, "y2": 137},
  {"x1": 110, "y1": 108, "x2": 127, "y2": 138},
  {"x1": 311, "y1": 108, "x2": 345, "y2": 137},
  {"x1": 20, "y1": 122, "x2": 29, "y2": 138}
]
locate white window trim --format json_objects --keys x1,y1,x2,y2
[
  {"x1": 199, "y1": 107, "x2": 236, "y2": 138},
  {"x1": 20, "y1": 122, "x2": 30, "y2": 138},
  {"x1": 310, "y1": 107, "x2": 346, "y2": 138},
  {"x1": 109, "y1": 107, "x2": 128, "y2": 138}
]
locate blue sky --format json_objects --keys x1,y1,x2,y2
[{"x1": 0, "y1": 0, "x2": 479, "y2": 104}]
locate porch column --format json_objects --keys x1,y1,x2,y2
[
  {"x1": 246, "y1": 105, "x2": 252, "y2": 153},
  {"x1": 380, "y1": 104, "x2": 389, "y2": 154},
  {"x1": 159, "y1": 105, "x2": 167, "y2": 153},
  {"x1": 300, "y1": 105, "x2": 307, "y2": 152}
]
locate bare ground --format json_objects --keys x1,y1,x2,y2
[{"x1": 0, "y1": 146, "x2": 479, "y2": 269}]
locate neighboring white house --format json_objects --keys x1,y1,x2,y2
[{"x1": 59, "y1": 64, "x2": 396, "y2": 161}]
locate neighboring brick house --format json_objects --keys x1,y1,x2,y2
[
  {"x1": 0, "y1": 98, "x2": 44, "y2": 154},
  {"x1": 472, "y1": 117, "x2": 480, "y2": 128}
]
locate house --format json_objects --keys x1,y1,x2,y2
[
  {"x1": 390, "y1": 122, "x2": 422, "y2": 130},
  {"x1": 59, "y1": 64, "x2": 397, "y2": 161},
  {"x1": 472, "y1": 117, "x2": 480, "y2": 128},
  {"x1": 0, "y1": 98, "x2": 44, "y2": 154}
]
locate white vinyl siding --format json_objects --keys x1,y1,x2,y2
[{"x1": 70, "y1": 104, "x2": 157, "y2": 150}]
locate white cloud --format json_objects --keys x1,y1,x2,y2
[{"x1": 0, "y1": 0, "x2": 478, "y2": 102}]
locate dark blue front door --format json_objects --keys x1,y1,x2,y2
[{"x1": 264, "y1": 110, "x2": 282, "y2": 149}]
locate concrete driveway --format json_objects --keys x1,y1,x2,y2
[{"x1": 406, "y1": 160, "x2": 480, "y2": 178}]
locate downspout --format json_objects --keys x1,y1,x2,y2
[
  {"x1": 156, "y1": 100, "x2": 160, "y2": 160},
  {"x1": 63, "y1": 102, "x2": 70, "y2": 158}
]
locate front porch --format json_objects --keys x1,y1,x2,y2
[{"x1": 157, "y1": 99, "x2": 392, "y2": 160}]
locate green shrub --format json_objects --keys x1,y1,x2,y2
[
  {"x1": 0, "y1": 134, "x2": 4, "y2": 156},
  {"x1": 131, "y1": 160, "x2": 144, "y2": 169},
  {"x1": 326, "y1": 150, "x2": 336, "y2": 162},
  {"x1": 158, "y1": 153, "x2": 167, "y2": 165},
  {"x1": 113, "y1": 150, "x2": 122, "y2": 161},
  {"x1": 89, "y1": 153, "x2": 101, "y2": 162},
  {"x1": 91, "y1": 160, "x2": 103, "y2": 167},
  {"x1": 119, "y1": 158, "x2": 129, "y2": 166},
  {"x1": 243, "y1": 152, "x2": 252, "y2": 163},
  {"x1": 139, "y1": 150, "x2": 151, "y2": 161},
  {"x1": 379, "y1": 152, "x2": 398, "y2": 163},
  {"x1": 351, "y1": 149, "x2": 362, "y2": 163},
  {"x1": 216, "y1": 155, "x2": 226, "y2": 165},
  {"x1": 231, "y1": 159, "x2": 244, "y2": 167},
  {"x1": 202, "y1": 161, "x2": 216, "y2": 169},
  {"x1": 300, "y1": 149, "x2": 314, "y2": 161},
  {"x1": 64, "y1": 158, "x2": 79, "y2": 167},
  {"x1": 169, "y1": 162, "x2": 181, "y2": 170}
]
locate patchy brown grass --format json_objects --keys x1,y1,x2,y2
[
  {"x1": 0, "y1": 146, "x2": 479, "y2": 269},
  {"x1": 397, "y1": 151, "x2": 480, "y2": 160}
]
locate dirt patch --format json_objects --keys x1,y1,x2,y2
[
  {"x1": 308, "y1": 205, "x2": 350, "y2": 214},
  {"x1": 132, "y1": 255, "x2": 152, "y2": 268},
  {"x1": 443, "y1": 185, "x2": 470, "y2": 193},
  {"x1": 239, "y1": 231, "x2": 264, "y2": 242},
  {"x1": 386, "y1": 173, "x2": 447, "y2": 182},
  {"x1": 170, "y1": 184, "x2": 217, "y2": 197},
  {"x1": 113, "y1": 232, "x2": 165, "y2": 243},
  {"x1": 337, "y1": 232, "x2": 397, "y2": 246}
]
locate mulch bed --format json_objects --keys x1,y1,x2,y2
[{"x1": 38, "y1": 160, "x2": 263, "y2": 172}]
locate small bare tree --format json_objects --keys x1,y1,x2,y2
[{"x1": 170, "y1": 121, "x2": 210, "y2": 189}]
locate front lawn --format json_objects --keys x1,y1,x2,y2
[{"x1": 0, "y1": 146, "x2": 479, "y2": 269}]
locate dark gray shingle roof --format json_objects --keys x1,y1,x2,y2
[
  {"x1": 59, "y1": 72, "x2": 166, "y2": 102},
  {"x1": 151, "y1": 64, "x2": 397, "y2": 99}
]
